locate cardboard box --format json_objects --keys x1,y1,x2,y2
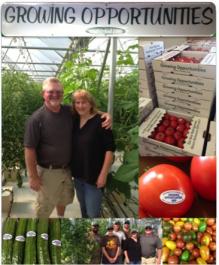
[
  {"x1": 154, "y1": 71, "x2": 216, "y2": 91},
  {"x1": 158, "y1": 99, "x2": 212, "y2": 118},
  {"x1": 157, "y1": 93, "x2": 213, "y2": 110},
  {"x1": 152, "y1": 50, "x2": 216, "y2": 78},
  {"x1": 139, "y1": 108, "x2": 208, "y2": 156},
  {"x1": 155, "y1": 82, "x2": 215, "y2": 101},
  {"x1": 205, "y1": 121, "x2": 216, "y2": 156},
  {"x1": 139, "y1": 97, "x2": 153, "y2": 123}
]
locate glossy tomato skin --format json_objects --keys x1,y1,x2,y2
[
  {"x1": 139, "y1": 164, "x2": 194, "y2": 217},
  {"x1": 190, "y1": 156, "x2": 216, "y2": 201}
]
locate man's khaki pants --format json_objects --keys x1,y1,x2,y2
[
  {"x1": 35, "y1": 166, "x2": 74, "y2": 218},
  {"x1": 141, "y1": 257, "x2": 156, "y2": 264}
]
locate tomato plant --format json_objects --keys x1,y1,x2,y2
[{"x1": 2, "y1": 70, "x2": 42, "y2": 184}]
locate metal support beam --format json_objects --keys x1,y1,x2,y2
[
  {"x1": 2, "y1": 46, "x2": 137, "y2": 54},
  {"x1": 108, "y1": 38, "x2": 117, "y2": 123},
  {"x1": 97, "y1": 38, "x2": 111, "y2": 93},
  {"x1": 15, "y1": 69, "x2": 56, "y2": 73},
  {"x1": 2, "y1": 61, "x2": 60, "y2": 65}
]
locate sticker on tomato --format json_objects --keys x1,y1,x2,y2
[{"x1": 160, "y1": 190, "x2": 185, "y2": 204}]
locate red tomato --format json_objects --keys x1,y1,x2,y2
[
  {"x1": 165, "y1": 127, "x2": 175, "y2": 136},
  {"x1": 139, "y1": 164, "x2": 194, "y2": 217},
  {"x1": 190, "y1": 156, "x2": 216, "y2": 201},
  {"x1": 155, "y1": 132, "x2": 165, "y2": 142},
  {"x1": 165, "y1": 136, "x2": 176, "y2": 145}
]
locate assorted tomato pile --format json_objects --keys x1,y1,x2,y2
[
  {"x1": 139, "y1": 157, "x2": 216, "y2": 218},
  {"x1": 149, "y1": 114, "x2": 191, "y2": 148},
  {"x1": 168, "y1": 56, "x2": 202, "y2": 63},
  {"x1": 162, "y1": 218, "x2": 216, "y2": 264}
]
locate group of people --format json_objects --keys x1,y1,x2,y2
[
  {"x1": 24, "y1": 77, "x2": 115, "y2": 218},
  {"x1": 88, "y1": 221, "x2": 162, "y2": 265}
]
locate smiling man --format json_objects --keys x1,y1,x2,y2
[{"x1": 24, "y1": 77, "x2": 111, "y2": 218}]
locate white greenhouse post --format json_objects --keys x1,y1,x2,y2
[{"x1": 108, "y1": 37, "x2": 117, "y2": 125}]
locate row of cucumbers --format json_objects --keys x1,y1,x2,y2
[{"x1": 2, "y1": 218, "x2": 61, "y2": 264}]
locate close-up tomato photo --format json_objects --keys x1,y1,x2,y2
[
  {"x1": 139, "y1": 156, "x2": 216, "y2": 218},
  {"x1": 162, "y1": 218, "x2": 216, "y2": 264}
]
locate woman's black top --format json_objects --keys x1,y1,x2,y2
[
  {"x1": 71, "y1": 113, "x2": 115, "y2": 185},
  {"x1": 124, "y1": 238, "x2": 142, "y2": 262}
]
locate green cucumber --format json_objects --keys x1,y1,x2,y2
[
  {"x1": 37, "y1": 219, "x2": 51, "y2": 264},
  {"x1": 12, "y1": 218, "x2": 27, "y2": 264},
  {"x1": 49, "y1": 219, "x2": 61, "y2": 264},
  {"x1": 24, "y1": 219, "x2": 37, "y2": 264},
  {"x1": 2, "y1": 218, "x2": 17, "y2": 264}
]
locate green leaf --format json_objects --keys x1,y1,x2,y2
[
  {"x1": 114, "y1": 163, "x2": 139, "y2": 183},
  {"x1": 123, "y1": 149, "x2": 138, "y2": 165}
]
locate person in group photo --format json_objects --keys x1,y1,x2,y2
[
  {"x1": 88, "y1": 223, "x2": 103, "y2": 264},
  {"x1": 140, "y1": 225, "x2": 162, "y2": 265},
  {"x1": 101, "y1": 226, "x2": 121, "y2": 264},
  {"x1": 123, "y1": 220, "x2": 131, "y2": 239},
  {"x1": 71, "y1": 89, "x2": 115, "y2": 218},
  {"x1": 24, "y1": 77, "x2": 111, "y2": 218},
  {"x1": 124, "y1": 230, "x2": 141, "y2": 265}
]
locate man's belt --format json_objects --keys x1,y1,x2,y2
[{"x1": 38, "y1": 164, "x2": 69, "y2": 169}]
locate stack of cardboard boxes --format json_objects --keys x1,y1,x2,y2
[{"x1": 139, "y1": 40, "x2": 216, "y2": 156}]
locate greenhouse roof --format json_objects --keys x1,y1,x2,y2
[{"x1": 1, "y1": 37, "x2": 138, "y2": 83}]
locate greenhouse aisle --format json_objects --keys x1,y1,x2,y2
[{"x1": 7, "y1": 180, "x2": 81, "y2": 218}]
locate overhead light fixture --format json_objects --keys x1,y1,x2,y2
[{"x1": 86, "y1": 27, "x2": 125, "y2": 36}]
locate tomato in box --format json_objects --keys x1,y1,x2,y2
[
  {"x1": 177, "y1": 118, "x2": 186, "y2": 124},
  {"x1": 176, "y1": 124, "x2": 185, "y2": 132},
  {"x1": 165, "y1": 127, "x2": 175, "y2": 136},
  {"x1": 158, "y1": 125, "x2": 166, "y2": 132},
  {"x1": 170, "y1": 120, "x2": 178, "y2": 128},
  {"x1": 174, "y1": 131, "x2": 183, "y2": 140},
  {"x1": 162, "y1": 119, "x2": 170, "y2": 127},
  {"x1": 165, "y1": 136, "x2": 176, "y2": 145},
  {"x1": 177, "y1": 138, "x2": 185, "y2": 148},
  {"x1": 155, "y1": 132, "x2": 165, "y2": 142}
]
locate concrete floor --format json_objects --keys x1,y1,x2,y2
[{"x1": 4, "y1": 180, "x2": 81, "y2": 218}]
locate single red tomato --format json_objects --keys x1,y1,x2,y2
[
  {"x1": 139, "y1": 164, "x2": 194, "y2": 217},
  {"x1": 177, "y1": 138, "x2": 185, "y2": 148},
  {"x1": 176, "y1": 124, "x2": 185, "y2": 132},
  {"x1": 170, "y1": 115, "x2": 178, "y2": 121},
  {"x1": 165, "y1": 136, "x2": 176, "y2": 145},
  {"x1": 165, "y1": 127, "x2": 175, "y2": 136},
  {"x1": 158, "y1": 125, "x2": 166, "y2": 132},
  {"x1": 170, "y1": 120, "x2": 178, "y2": 128},
  {"x1": 155, "y1": 132, "x2": 165, "y2": 142},
  {"x1": 177, "y1": 118, "x2": 186, "y2": 124},
  {"x1": 174, "y1": 131, "x2": 183, "y2": 140},
  {"x1": 190, "y1": 156, "x2": 216, "y2": 201},
  {"x1": 163, "y1": 120, "x2": 170, "y2": 127}
]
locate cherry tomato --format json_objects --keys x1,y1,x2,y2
[
  {"x1": 139, "y1": 164, "x2": 194, "y2": 217},
  {"x1": 190, "y1": 157, "x2": 216, "y2": 201},
  {"x1": 168, "y1": 255, "x2": 179, "y2": 264}
]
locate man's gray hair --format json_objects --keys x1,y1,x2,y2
[{"x1": 42, "y1": 77, "x2": 63, "y2": 91}]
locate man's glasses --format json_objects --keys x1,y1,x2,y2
[{"x1": 45, "y1": 90, "x2": 63, "y2": 95}]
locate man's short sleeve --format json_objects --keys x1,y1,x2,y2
[
  {"x1": 24, "y1": 115, "x2": 41, "y2": 148},
  {"x1": 156, "y1": 236, "x2": 162, "y2": 249}
]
